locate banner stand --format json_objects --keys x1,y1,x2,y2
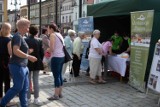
[
  {"x1": 129, "y1": 10, "x2": 154, "y2": 92},
  {"x1": 146, "y1": 87, "x2": 149, "y2": 95}
]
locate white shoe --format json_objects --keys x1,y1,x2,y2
[
  {"x1": 28, "y1": 99, "x2": 31, "y2": 105},
  {"x1": 33, "y1": 98, "x2": 43, "y2": 106}
]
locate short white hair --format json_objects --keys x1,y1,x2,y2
[
  {"x1": 93, "y1": 29, "x2": 100, "y2": 36},
  {"x1": 78, "y1": 31, "x2": 85, "y2": 37},
  {"x1": 68, "y1": 29, "x2": 76, "y2": 36},
  {"x1": 16, "y1": 18, "x2": 30, "y2": 30}
]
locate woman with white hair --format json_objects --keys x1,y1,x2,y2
[
  {"x1": 62, "y1": 29, "x2": 75, "y2": 82},
  {"x1": 72, "y1": 31, "x2": 85, "y2": 77},
  {"x1": 89, "y1": 30, "x2": 106, "y2": 84}
]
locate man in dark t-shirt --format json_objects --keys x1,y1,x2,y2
[
  {"x1": 0, "y1": 18, "x2": 37, "y2": 107},
  {"x1": 10, "y1": 32, "x2": 29, "y2": 66}
]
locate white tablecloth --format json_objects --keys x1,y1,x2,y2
[{"x1": 107, "y1": 55, "x2": 129, "y2": 77}]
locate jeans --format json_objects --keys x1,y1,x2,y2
[
  {"x1": 28, "y1": 70, "x2": 40, "y2": 99},
  {"x1": 51, "y1": 57, "x2": 64, "y2": 88},
  {"x1": 0, "y1": 64, "x2": 29, "y2": 107}
]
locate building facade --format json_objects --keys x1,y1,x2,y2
[
  {"x1": 8, "y1": 10, "x2": 20, "y2": 31},
  {"x1": 0, "y1": 0, "x2": 4, "y2": 25},
  {"x1": 61, "y1": 0, "x2": 73, "y2": 33},
  {"x1": 30, "y1": 3, "x2": 39, "y2": 25},
  {"x1": 41, "y1": 0, "x2": 54, "y2": 26},
  {"x1": 31, "y1": 0, "x2": 38, "y2": 4},
  {"x1": 72, "y1": 0, "x2": 94, "y2": 31},
  {"x1": 21, "y1": 0, "x2": 54, "y2": 26},
  {"x1": 20, "y1": 5, "x2": 28, "y2": 19},
  {"x1": 94, "y1": 0, "x2": 112, "y2": 4}
]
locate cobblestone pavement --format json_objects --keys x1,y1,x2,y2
[{"x1": 7, "y1": 70, "x2": 160, "y2": 107}]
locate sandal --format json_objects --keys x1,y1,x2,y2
[
  {"x1": 98, "y1": 80, "x2": 106, "y2": 84},
  {"x1": 89, "y1": 80, "x2": 97, "y2": 84},
  {"x1": 47, "y1": 95, "x2": 59, "y2": 101}
]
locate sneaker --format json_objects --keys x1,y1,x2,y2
[
  {"x1": 33, "y1": 98, "x2": 43, "y2": 106},
  {"x1": 6, "y1": 102, "x2": 17, "y2": 107}
]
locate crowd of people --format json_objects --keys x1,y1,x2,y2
[{"x1": 0, "y1": 18, "x2": 130, "y2": 107}]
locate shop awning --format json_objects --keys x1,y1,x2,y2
[{"x1": 87, "y1": 0, "x2": 160, "y2": 18}]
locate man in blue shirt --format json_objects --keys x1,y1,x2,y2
[{"x1": 0, "y1": 18, "x2": 37, "y2": 107}]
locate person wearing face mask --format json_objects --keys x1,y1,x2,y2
[{"x1": 120, "y1": 34, "x2": 131, "y2": 54}]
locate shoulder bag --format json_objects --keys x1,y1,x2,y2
[{"x1": 56, "y1": 34, "x2": 72, "y2": 63}]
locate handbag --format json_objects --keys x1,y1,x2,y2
[{"x1": 56, "y1": 34, "x2": 72, "y2": 63}]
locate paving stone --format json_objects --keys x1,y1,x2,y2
[{"x1": 5, "y1": 71, "x2": 160, "y2": 107}]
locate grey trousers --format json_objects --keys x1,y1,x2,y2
[{"x1": 28, "y1": 70, "x2": 40, "y2": 99}]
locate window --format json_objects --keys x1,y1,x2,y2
[
  {"x1": 66, "y1": 16, "x2": 68, "y2": 23},
  {"x1": 69, "y1": 15, "x2": 71, "y2": 22},
  {"x1": 76, "y1": 13, "x2": 77, "y2": 20},
  {"x1": 0, "y1": 4, "x2": 2, "y2": 11},
  {"x1": 83, "y1": 11, "x2": 85, "y2": 17},
  {"x1": 62, "y1": 16, "x2": 64, "y2": 23},
  {"x1": 0, "y1": 14, "x2": 2, "y2": 22}
]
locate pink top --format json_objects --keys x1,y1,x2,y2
[
  {"x1": 51, "y1": 32, "x2": 65, "y2": 57},
  {"x1": 102, "y1": 41, "x2": 112, "y2": 55}
]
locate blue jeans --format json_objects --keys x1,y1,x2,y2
[
  {"x1": 51, "y1": 57, "x2": 64, "y2": 88},
  {"x1": 0, "y1": 64, "x2": 29, "y2": 107}
]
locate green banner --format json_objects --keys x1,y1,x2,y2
[{"x1": 129, "y1": 10, "x2": 154, "y2": 92}]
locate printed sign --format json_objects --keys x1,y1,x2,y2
[
  {"x1": 78, "y1": 16, "x2": 94, "y2": 71},
  {"x1": 78, "y1": 16, "x2": 94, "y2": 33},
  {"x1": 148, "y1": 43, "x2": 160, "y2": 93},
  {"x1": 129, "y1": 10, "x2": 154, "y2": 92}
]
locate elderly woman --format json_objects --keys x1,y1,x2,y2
[
  {"x1": 62, "y1": 29, "x2": 75, "y2": 82},
  {"x1": 47, "y1": 23, "x2": 65, "y2": 100},
  {"x1": 89, "y1": 30, "x2": 106, "y2": 84},
  {"x1": 71, "y1": 32, "x2": 85, "y2": 77},
  {"x1": 0, "y1": 18, "x2": 37, "y2": 107},
  {"x1": 41, "y1": 28, "x2": 50, "y2": 74}
]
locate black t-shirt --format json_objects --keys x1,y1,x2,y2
[
  {"x1": 0, "y1": 36, "x2": 11, "y2": 55},
  {"x1": 121, "y1": 39, "x2": 129, "y2": 53},
  {"x1": 0, "y1": 36, "x2": 11, "y2": 63},
  {"x1": 10, "y1": 32, "x2": 29, "y2": 67}
]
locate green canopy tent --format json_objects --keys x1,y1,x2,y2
[{"x1": 87, "y1": 0, "x2": 160, "y2": 82}]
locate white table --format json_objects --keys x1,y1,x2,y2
[{"x1": 107, "y1": 55, "x2": 129, "y2": 77}]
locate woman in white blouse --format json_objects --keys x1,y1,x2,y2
[{"x1": 89, "y1": 30, "x2": 106, "y2": 84}]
